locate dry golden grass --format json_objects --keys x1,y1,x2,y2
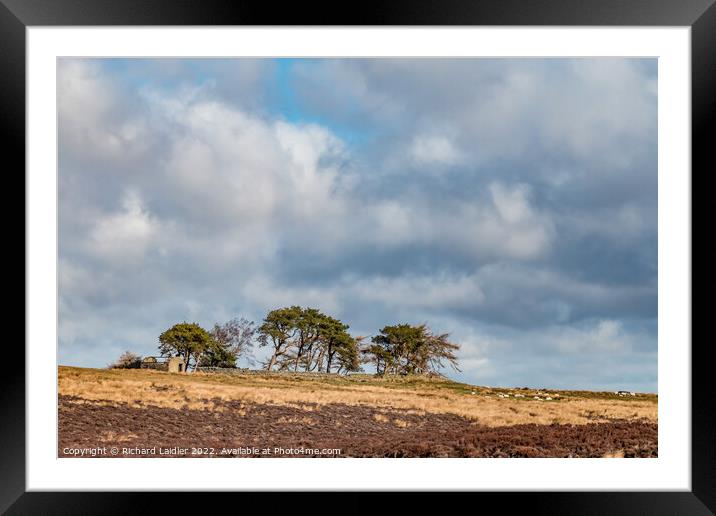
[
  {"x1": 97, "y1": 431, "x2": 138, "y2": 443},
  {"x1": 58, "y1": 366, "x2": 657, "y2": 427},
  {"x1": 603, "y1": 450, "x2": 626, "y2": 458},
  {"x1": 392, "y1": 418, "x2": 410, "y2": 428}
]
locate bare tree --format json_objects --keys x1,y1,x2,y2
[
  {"x1": 211, "y1": 317, "x2": 256, "y2": 366},
  {"x1": 108, "y1": 351, "x2": 142, "y2": 369}
]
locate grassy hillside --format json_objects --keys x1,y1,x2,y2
[{"x1": 59, "y1": 366, "x2": 656, "y2": 428}]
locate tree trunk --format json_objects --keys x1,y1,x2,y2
[
  {"x1": 326, "y1": 350, "x2": 335, "y2": 374},
  {"x1": 294, "y1": 344, "x2": 304, "y2": 371},
  {"x1": 267, "y1": 353, "x2": 277, "y2": 371},
  {"x1": 304, "y1": 346, "x2": 314, "y2": 371},
  {"x1": 307, "y1": 346, "x2": 323, "y2": 372}
]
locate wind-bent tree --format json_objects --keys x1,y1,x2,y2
[
  {"x1": 293, "y1": 307, "x2": 323, "y2": 371},
  {"x1": 369, "y1": 324, "x2": 423, "y2": 375},
  {"x1": 363, "y1": 324, "x2": 461, "y2": 376},
  {"x1": 258, "y1": 306, "x2": 301, "y2": 370},
  {"x1": 319, "y1": 316, "x2": 349, "y2": 373},
  {"x1": 158, "y1": 322, "x2": 214, "y2": 372},
  {"x1": 361, "y1": 342, "x2": 392, "y2": 375},
  {"x1": 316, "y1": 315, "x2": 360, "y2": 373},
  {"x1": 257, "y1": 306, "x2": 362, "y2": 373},
  {"x1": 333, "y1": 335, "x2": 363, "y2": 374}
]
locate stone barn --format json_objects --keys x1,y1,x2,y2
[
  {"x1": 140, "y1": 356, "x2": 186, "y2": 373},
  {"x1": 167, "y1": 357, "x2": 186, "y2": 373}
]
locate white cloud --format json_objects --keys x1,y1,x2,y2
[
  {"x1": 410, "y1": 135, "x2": 463, "y2": 166},
  {"x1": 362, "y1": 182, "x2": 554, "y2": 261},
  {"x1": 483, "y1": 182, "x2": 554, "y2": 259},
  {"x1": 61, "y1": 62, "x2": 557, "y2": 278},
  {"x1": 550, "y1": 319, "x2": 632, "y2": 354},
  {"x1": 489, "y1": 182, "x2": 532, "y2": 224},
  {"x1": 157, "y1": 98, "x2": 349, "y2": 230},
  {"x1": 88, "y1": 190, "x2": 159, "y2": 265},
  {"x1": 58, "y1": 59, "x2": 150, "y2": 162}
]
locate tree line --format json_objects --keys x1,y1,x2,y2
[{"x1": 109, "y1": 306, "x2": 461, "y2": 377}]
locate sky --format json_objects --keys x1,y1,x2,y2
[{"x1": 58, "y1": 58, "x2": 658, "y2": 392}]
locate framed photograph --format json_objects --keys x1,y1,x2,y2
[{"x1": 8, "y1": 0, "x2": 708, "y2": 513}]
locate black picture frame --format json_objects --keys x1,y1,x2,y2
[{"x1": 5, "y1": 0, "x2": 708, "y2": 513}]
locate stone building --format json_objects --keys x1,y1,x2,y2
[
  {"x1": 167, "y1": 357, "x2": 186, "y2": 373},
  {"x1": 141, "y1": 356, "x2": 187, "y2": 373}
]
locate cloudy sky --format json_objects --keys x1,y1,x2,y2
[{"x1": 58, "y1": 58, "x2": 657, "y2": 392}]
